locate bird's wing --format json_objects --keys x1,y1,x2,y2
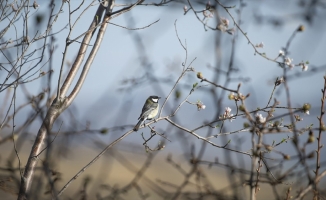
[{"x1": 138, "y1": 107, "x2": 155, "y2": 120}]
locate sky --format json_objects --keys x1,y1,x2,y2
[
  {"x1": 1, "y1": 0, "x2": 325, "y2": 154},
  {"x1": 0, "y1": 0, "x2": 326, "y2": 198}
]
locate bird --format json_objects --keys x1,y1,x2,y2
[{"x1": 134, "y1": 95, "x2": 161, "y2": 131}]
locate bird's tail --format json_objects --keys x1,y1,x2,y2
[{"x1": 133, "y1": 118, "x2": 144, "y2": 131}]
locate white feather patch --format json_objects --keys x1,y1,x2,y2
[{"x1": 152, "y1": 98, "x2": 158, "y2": 103}]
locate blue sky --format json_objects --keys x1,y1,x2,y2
[{"x1": 1, "y1": 1, "x2": 326, "y2": 196}]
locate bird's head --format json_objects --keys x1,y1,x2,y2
[{"x1": 149, "y1": 96, "x2": 160, "y2": 103}]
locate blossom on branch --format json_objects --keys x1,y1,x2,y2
[
  {"x1": 196, "y1": 101, "x2": 206, "y2": 111},
  {"x1": 279, "y1": 50, "x2": 285, "y2": 56},
  {"x1": 256, "y1": 113, "x2": 266, "y2": 124},
  {"x1": 203, "y1": 10, "x2": 209, "y2": 18},
  {"x1": 302, "y1": 103, "x2": 311, "y2": 115},
  {"x1": 217, "y1": 17, "x2": 229, "y2": 32},
  {"x1": 300, "y1": 62, "x2": 308, "y2": 71},
  {"x1": 228, "y1": 92, "x2": 235, "y2": 100},
  {"x1": 33, "y1": 1, "x2": 39, "y2": 9},
  {"x1": 294, "y1": 114, "x2": 303, "y2": 122},
  {"x1": 220, "y1": 107, "x2": 235, "y2": 122},
  {"x1": 255, "y1": 42, "x2": 264, "y2": 48},
  {"x1": 285, "y1": 57, "x2": 293, "y2": 66},
  {"x1": 183, "y1": 5, "x2": 187, "y2": 13}
]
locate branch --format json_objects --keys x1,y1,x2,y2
[
  {"x1": 57, "y1": 129, "x2": 134, "y2": 197},
  {"x1": 17, "y1": 2, "x2": 109, "y2": 199},
  {"x1": 108, "y1": 19, "x2": 159, "y2": 30},
  {"x1": 165, "y1": 118, "x2": 251, "y2": 157},
  {"x1": 58, "y1": 3, "x2": 106, "y2": 99}
]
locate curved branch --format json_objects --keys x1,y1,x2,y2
[
  {"x1": 59, "y1": 3, "x2": 106, "y2": 99},
  {"x1": 17, "y1": 2, "x2": 109, "y2": 199},
  {"x1": 66, "y1": 13, "x2": 109, "y2": 106}
]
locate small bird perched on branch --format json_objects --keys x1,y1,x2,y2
[{"x1": 134, "y1": 96, "x2": 160, "y2": 131}]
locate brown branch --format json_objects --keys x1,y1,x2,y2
[
  {"x1": 108, "y1": 19, "x2": 160, "y2": 30},
  {"x1": 198, "y1": 76, "x2": 237, "y2": 93},
  {"x1": 313, "y1": 76, "x2": 326, "y2": 199},
  {"x1": 17, "y1": 2, "x2": 109, "y2": 199},
  {"x1": 294, "y1": 170, "x2": 326, "y2": 200},
  {"x1": 56, "y1": 129, "x2": 134, "y2": 197},
  {"x1": 59, "y1": 3, "x2": 106, "y2": 99},
  {"x1": 165, "y1": 118, "x2": 252, "y2": 157}
]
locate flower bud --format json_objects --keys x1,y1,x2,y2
[
  {"x1": 33, "y1": 1, "x2": 39, "y2": 9},
  {"x1": 279, "y1": 50, "x2": 285, "y2": 56},
  {"x1": 239, "y1": 105, "x2": 245, "y2": 112},
  {"x1": 302, "y1": 103, "x2": 311, "y2": 111},
  {"x1": 297, "y1": 25, "x2": 305, "y2": 32},
  {"x1": 307, "y1": 136, "x2": 315, "y2": 143},
  {"x1": 183, "y1": 5, "x2": 188, "y2": 13},
  {"x1": 321, "y1": 123, "x2": 326, "y2": 131},
  {"x1": 302, "y1": 103, "x2": 311, "y2": 115},
  {"x1": 197, "y1": 72, "x2": 204, "y2": 79},
  {"x1": 228, "y1": 92, "x2": 235, "y2": 100},
  {"x1": 283, "y1": 154, "x2": 291, "y2": 160}
]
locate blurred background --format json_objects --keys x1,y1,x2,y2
[{"x1": 1, "y1": 0, "x2": 326, "y2": 199}]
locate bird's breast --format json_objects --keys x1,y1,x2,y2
[{"x1": 147, "y1": 106, "x2": 159, "y2": 119}]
